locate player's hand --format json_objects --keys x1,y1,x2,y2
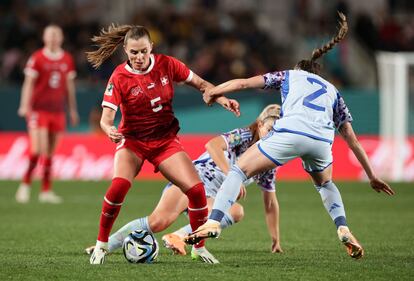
[
  {"x1": 215, "y1": 96, "x2": 240, "y2": 117},
  {"x1": 237, "y1": 184, "x2": 247, "y2": 200},
  {"x1": 70, "y1": 110, "x2": 80, "y2": 127},
  {"x1": 202, "y1": 89, "x2": 216, "y2": 106},
  {"x1": 107, "y1": 126, "x2": 124, "y2": 143},
  {"x1": 17, "y1": 106, "x2": 28, "y2": 118},
  {"x1": 369, "y1": 177, "x2": 395, "y2": 195},
  {"x1": 271, "y1": 239, "x2": 283, "y2": 253}
]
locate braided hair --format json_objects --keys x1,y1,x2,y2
[
  {"x1": 86, "y1": 24, "x2": 151, "y2": 69},
  {"x1": 295, "y1": 12, "x2": 348, "y2": 74}
]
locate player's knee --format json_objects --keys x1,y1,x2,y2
[
  {"x1": 231, "y1": 204, "x2": 244, "y2": 223},
  {"x1": 149, "y1": 216, "x2": 173, "y2": 233}
]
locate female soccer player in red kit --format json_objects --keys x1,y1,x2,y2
[
  {"x1": 15, "y1": 25, "x2": 79, "y2": 204},
  {"x1": 86, "y1": 24, "x2": 240, "y2": 264}
]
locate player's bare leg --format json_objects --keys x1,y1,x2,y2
[
  {"x1": 158, "y1": 152, "x2": 209, "y2": 250},
  {"x1": 186, "y1": 145, "x2": 274, "y2": 244}
]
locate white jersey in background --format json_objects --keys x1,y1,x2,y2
[
  {"x1": 165, "y1": 127, "x2": 276, "y2": 197},
  {"x1": 263, "y1": 70, "x2": 353, "y2": 143},
  {"x1": 193, "y1": 127, "x2": 276, "y2": 197}
]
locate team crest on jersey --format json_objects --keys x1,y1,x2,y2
[
  {"x1": 105, "y1": 82, "x2": 114, "y2": 96},
  {"x1": 131, "y1": 86, "x2": 143, "y2": 96},
  {"x1": 227, "y1": 133, "x2": 241, "y2": 146},
  {"x1": 161, "y1": 76, "x2": 169, "y2": 86}
]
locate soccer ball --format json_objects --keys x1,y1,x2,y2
[{"x1": 123, "y1": 230, "x2": 159, "y2": 263}]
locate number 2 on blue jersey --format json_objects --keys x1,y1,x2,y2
[{"x1": 303, "y1": 77, "x2": 327, "y2": 111}]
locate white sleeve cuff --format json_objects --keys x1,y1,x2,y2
[
  {"x1": 24, "y1": 68, "x2": 39, "y2": 78},
  {"x1": 102, "y1": 101, "x2": 118, "y2": 111},
  {"x1": 185, "y1": 70, "x2": 194, "y2": 83}
]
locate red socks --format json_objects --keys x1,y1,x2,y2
[
  {"x1": 22, "y1": 155, "x2": 53, "y2": 193},
  {"x1": 185, "y1": 183, "x2": 208, "y2": 248},
  {"x1": 23, "y1": 154, "x2": 39, "y2": 185},
  {"x1": 97, "y1": 177, "x2": 132, "y2": 242},
  {"x1": 41, "y1": 157, "x2": 52, "y2": 192}
]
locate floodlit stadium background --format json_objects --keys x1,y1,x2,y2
[
  {"x1": 1, "y1": 2, "x2": 414, "y2": 280},
  {"x1": 0, "y1": 0, "x2": 413, "y2": 181}
]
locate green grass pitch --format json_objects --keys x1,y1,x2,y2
[{"x1": 0, "y1": 180, "x2": 413, "y2": 280}]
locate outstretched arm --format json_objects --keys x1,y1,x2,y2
[
  {"x1": 203, "y1": 75, "x2": 265, "y2": 105},
  {"x1": 186, "y1": 72, "x2": 214, "y2": 93},
  {"x1": 205, "y1": 135, "x2": 246, "y2": 198},
  {"x1": 339, "y1": 122, "x2": 395, "y2": 195},
  {"x1": 262, "y1": 191, "x2": 282, "y2": 253},
  {"x1": 205, "y1": 136, "x2": 231, "y2": 175},
  {"x1": 186, "y1": 73, "x2": 240, "y2": 116}
]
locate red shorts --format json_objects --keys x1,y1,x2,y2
[
  {"x1": 27, "y1": 111, "x2": 66, "y2": 132},
  {"x1": 116, "y1": 136, "x2": 185, "y2": 171}
]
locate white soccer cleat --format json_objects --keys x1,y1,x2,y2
[
  {"x1": 162, "y1": 233, "x2": 187, "y2": 255},
  {"x1": 85, "y1": 245, "x2": 95, "y2": 255},
  {"x1": 191, "y1": 246, "x2": 219, "y2": 264},
  {"x1": 90, "y1": 247, "x2": 107, "y2": 264},
  {"x1": 337, "y1": 226, "x2": 364, "y2": 259},
  {"x1": 38, "y1": 191, "x2": 63, "y2": 204},
  {"x1": 16, "y1": 183, "x2": 31, "y2": 203},
  {"x1": 184, "y1": 220, "x2": 221, "y2": 245}
]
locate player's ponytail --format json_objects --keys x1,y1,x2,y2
[
  {"x1": 295, "y1": 12, "x2": 348, "y2": 74},
  {"x1": 87, "y1": 24, "x2": 151, "y2": 69},
  {"x1": 311, "y1": 12, "x2": 348, "y2": 61}
]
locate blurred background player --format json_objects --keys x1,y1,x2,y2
[
  {"x1": 86, "y1": 24, "x2": 239, "y2": 264},
  {"x1": 15, "y1": 24, "x2": 79, "y2": 204},
  {"x1": 85, "y1": 104, "x2": 282, "y2": 264},
  {"x1": 187, "y1": 13, "x2": 395, "y2": 259}
]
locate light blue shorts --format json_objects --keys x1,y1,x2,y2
[{"x1": 257, "y1": 131, "x2": 333, "y2": 173}]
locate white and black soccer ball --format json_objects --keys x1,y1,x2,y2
[{"x1": 123, "y1": 230, "x2": 159, "y2": 263}]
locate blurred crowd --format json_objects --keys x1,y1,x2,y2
[{"x1": 1, "y1": 0, "x2": 414, "y2": 87}]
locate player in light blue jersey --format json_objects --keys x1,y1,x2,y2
[
  {"x1": 186, "y1": 13, "x2": 395, "y2": 260},
  {"x1": 85, "y1": 105, "x2": 282, "y2": 264}
]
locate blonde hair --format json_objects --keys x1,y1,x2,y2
[
  {"x1": 86, "y1": 24, "x2": 151, "y2": 69},
  {"x1": 257, "y1": 104, "x2": 281, "y2": 122},
  {"x1": 248, "y1": 104, "x2": 281, "y2": 145}
]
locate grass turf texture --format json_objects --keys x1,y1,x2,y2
[{"x1": 0, "y1": 180, "x2": 413, "y2": 280}]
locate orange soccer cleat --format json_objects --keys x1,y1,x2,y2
[
  {"x1": 162, "y1": 233, "x2": 187, "y2": 255},
  {"x1": 337, "y1": 226, "x2": 364, "y2": 259}
]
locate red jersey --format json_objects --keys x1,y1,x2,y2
[
  {"x1": 102, "y1": 54, "x2": 193, "y2": 140},
  {"x1": 24, "y1": 48, "x2": 76, "y2": 113}
]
